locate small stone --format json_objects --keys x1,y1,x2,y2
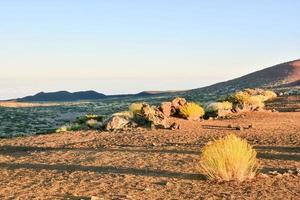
[
  {"x1": 269, "y1": 171, "x2": 279, "y2": 175},
  {"x1": 258, "y1": 173, "x2": 269, "y2": 178},
  {"x1": 236, "y1": 125, "x2": 244, "y2": 131},
  {"x1": 170, "y1": 122, "x2": 180, "y2": 130},
  {"x1": 228, "y1": 124, "x2": 234, "y2": 128}
]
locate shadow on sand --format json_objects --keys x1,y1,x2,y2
[
  {"x1": 0, "y1": 162, "x2": 206, "y2": 181},
  {"x1": 0, "y1": 145, "x2": 200, "y2": 156}
]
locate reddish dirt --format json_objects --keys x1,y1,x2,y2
[{"x1": 0, "y1": 111, "x2": 300, "y2": 200}]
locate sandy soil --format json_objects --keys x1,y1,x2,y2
[{"x1": 0, "y1": 111, "x2": 300, "y2": 200}]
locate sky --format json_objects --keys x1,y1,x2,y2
[{"x1": 0, "y1": 1, "x2": 300, "y2": 100}]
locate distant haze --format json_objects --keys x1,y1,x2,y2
[{"x1": 0, "y1": 1, "x2": 300, "y2": 99}]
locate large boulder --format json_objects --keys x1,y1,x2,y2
[
  {"x1": 105, "y1": 116, "x2": 131, "y2": 131},
  {"x1": 140, "y1": 104, "x2": 170, "y2": 129},
  {"x1": 159, "y1": 102, "x2": 175, "y2": 117},
  {"x1": 172, "y1": 97, "x2": 187, "y2": 110}
]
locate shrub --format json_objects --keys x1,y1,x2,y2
[
  {"x1": 262, "y1": 90, "x2": 277, "y2": 100},
  {"x1": 248, "y1": 95, "x2": 266, "y2": 109},
  {"x1": 199, "y1": 134, "x2": 259, "y2": 182},
  {"x1": 76, "y1": 114, "x2": 103, "y2": 124},
  {"x1": 179, "y1": 102, "x2": 205, "y2": 120},
  {"x1": 56, "y1": 123, "x2": 82, "y2": 133},
  {"x1": 129, "y1": 103, "x2": 144, "y2": 115},
  {"x1": 86, "y1": 119, "x2": 98, "y2": 128},
  {"x1": 233, "y1": 91, "x2": 251, "y2": 104},
  {"x1": 206, "y1": 101, "x2": 233, "y2": 112}
]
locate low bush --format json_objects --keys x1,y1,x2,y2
[
  {"x1": 206, "y1": 101, "x2": 233, "y2": 112},
  {"x1": 56, "y1": 123, "x2": 82, "y2": 133},
  {"x1": 179, "y1": 102, "x2": 205, "y2": 120},
  {"x1": 75, "y1": 114, "x2": 103, "y2": 124},
  {"x1": 129, "y1": 103, "x2": 144, "y2": 115},
  {"x1": 262, "y1": 90, "x2": 277, "y2": 100},
  {"x1": 199, "y1": 134, "x2": 259, "y2": 182}
]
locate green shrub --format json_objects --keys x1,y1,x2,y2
[
  {"x1": 179, "y1": 102, "x2": 205, "y2": 120},
  {"x1": 199, "y1": 134, "x2": 259, "y2": 182}
]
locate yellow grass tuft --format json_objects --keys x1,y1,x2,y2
[
  {"x1": 206, "y1": 101, "x2": 233, "y2": 112},
  {"x1": 179, "y1": 102, "x2": 205, "y2": 120},
  {"x1": 129, "y1": 103, "x2": 144, "y2": 114},
  {"x1": 263, "y1": 90, "x2": 277, "y2": 100},
  {"x1": 199, "y1": 134, "x2": 259, "y2": 182}
]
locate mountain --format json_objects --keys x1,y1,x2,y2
[
  {"x1": 183, "y1": 59, "x2": 300, "y2": 100},
  {"x1": 15, "y1": 59, "x2": 300, "y2": 102},
  {"x1": 18, "y1": 90, "x2": 106, "y2": 102}
]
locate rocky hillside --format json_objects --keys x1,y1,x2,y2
[{"x1": 183, "y1": 59, "x2": 300, "y2": 101}]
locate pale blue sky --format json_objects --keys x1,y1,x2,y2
[{"x1": 0, "y1": 1, "x2": 299, "y2": 99}]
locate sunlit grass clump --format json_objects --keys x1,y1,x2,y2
[
  {"x1": 262, "y1": 90, "x2": 277, "y2": 100},
  {"x1": 206, "y1": 101, "x2": 233, "y2": 112},
  {"x1": 199, "y1": 134, "x2": 259, "y2": 182},
  {"x1": 129, "y1": 103, "x2": 144, "y2": 115},
  {"x1": 179, "y1": 102, "x2": 205, "y2": 120}
]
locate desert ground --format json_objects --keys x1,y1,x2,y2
[{"x1": 0, "y1": 109, "x2": 299, "y2": 199}]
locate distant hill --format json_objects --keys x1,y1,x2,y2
[
  {"x1": 183, "y1": 59, "x2": 300, "y2": 101},
  {"x1": 18, "y1": 90, "x2": 107, "y2": 102},
  {"x1": 15, "y1": 59, "x2": 300, "y2": 102}
]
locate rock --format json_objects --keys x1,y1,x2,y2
[
  {"x1": 159, "y1": 102, "x2": 173, "y2": 117},
  {"x1": 105, "y1": 116, "x2": 130, "y2": 131},
  {"x1": 172, "y1": 97, "x2": 187, "y2": 110},
  {"x1": 141, "y1": 104, "x2": 170, "y2": 129},
  {"x1": 236, "y1": 125, "x2": 244, "y2": 131},
  {"x1": 228, "y1": 124, "x2": 234, "y2": 128},
  {"x1": 258, "y1": 173, "x2": 269, "y2": 178},
  {"x1": 170, "y1": 122, "x2": 180, "y2": 130},
  {"x1": 217, "y1": 109, "x2": 232, "y2": 118}
]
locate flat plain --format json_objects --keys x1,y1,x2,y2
[{"x1": 0, "y1": 108, "x2": 299, "y2": 199}]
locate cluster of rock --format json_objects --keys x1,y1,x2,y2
[{"x1": 104, "y1": 97, "x2": 188, "y2": 131}]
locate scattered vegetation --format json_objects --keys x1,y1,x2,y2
[
  {"x1": 199, "y1": 134, "x2": 259, "y2": 182},
  {"x1": 56, "y1": 114, "x2": 103, "y2": 133},
  {"x1": 206, "y1": 101, "x2": 233, "y2": 112},
  {"x1": 227, "y1": 88, "x2": 277, "y2": 110},
  {"x1": 55, "y1": 123, "x2": 81, "y2": 133},
  {"x1": 179, "y1": 102, "x2": 205, "y2": 120}
]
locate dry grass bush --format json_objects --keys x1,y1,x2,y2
[
  {"x1": 129, "y1": 103, "x2": 144, "y2": 115},
  {"x1": 230, "y1": 89, "x2": 277, "y2": 109},
  {"x1": 199, "y1": 134, "x2": 259, "y2": 182},
  {"x1": 248, "y1": 95, "x2": 266, "y2": 109},
  {"x1": 206, "y1": 101, "x2": 233, "y2": 112},
  {"x1": 179, "y1": 102, "x2": 205, "y2": 120},
  {"x1": 262, "y1": 90, "x2": 277, "y2": 100}
]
